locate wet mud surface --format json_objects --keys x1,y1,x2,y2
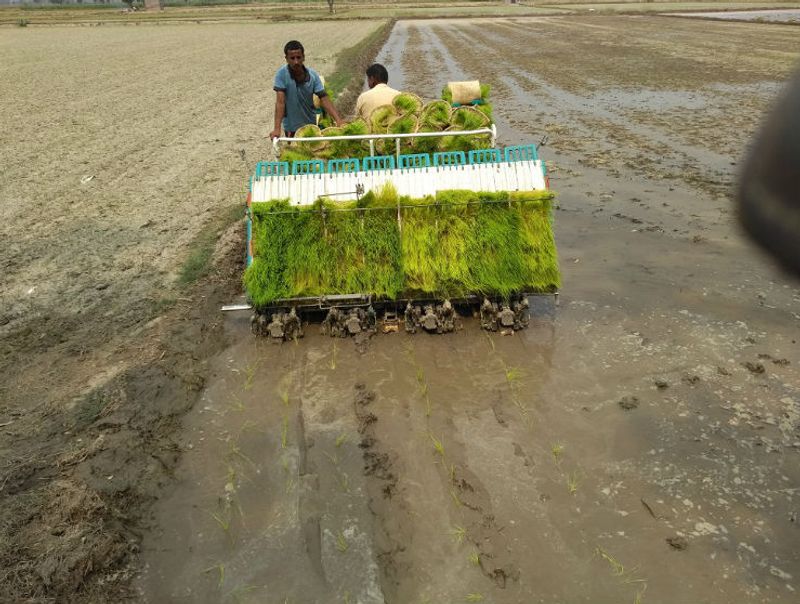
[{"x1": 137, "y1": 15, "x2": 800, "y2": 604}]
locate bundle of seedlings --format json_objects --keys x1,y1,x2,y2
[
  {"x1": 244, "y1": 184, "x2": 559, "y2": 308},
  {"x1": 392, "y1": 92, "x2": 424, "y2": 114},
  {"x1": 278, "y1": 83, "x2": 495, "y2": 162}
]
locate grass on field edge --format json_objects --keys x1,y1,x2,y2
[
  {"x1": 179, "y1": 203, "x2": 243, "y2": 285},
  {"x1": 325, "y1": 19, "x2": 395, "y2": 117}
]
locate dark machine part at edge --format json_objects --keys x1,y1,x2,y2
[{"x1": 738, "y1": 66, "x2": 800, "y2": 279}]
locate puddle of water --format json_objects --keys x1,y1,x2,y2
[
  {"x1": 588, "y1": 88, "x2": 710, "y2": 111},
  {"x1": 671, "y1": 9, "x2": 800, "y2": 23}
]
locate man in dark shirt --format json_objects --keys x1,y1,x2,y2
[{"x1": 269, "y1": 40, "x2": 343, "y2": 138}]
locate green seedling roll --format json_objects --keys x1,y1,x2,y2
[{"x1": 245, "y1": 186, "x2": 559, "y2": 308}]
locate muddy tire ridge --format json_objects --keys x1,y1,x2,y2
[{"x1": 353, "y1": 382, "x2": 409, "y2": 599}]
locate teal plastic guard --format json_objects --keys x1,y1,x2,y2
[
  {"x1": 468, "y1": 149, "x2": 501, "y2": 164},
  {"x1": 398, "y1": 153, "x2": 431, "y2": 169},
  {"x1": 433, "y1": 151, "x2": 466, "y2": 167},
  {"x1": 504, "y1": 144, "x2": 539, "y2": 162},
  {"x1": 363, "y1": 155, "x2": 396, "y2": 171},
  {"x1": 291, "y1": 160, "x2": 325, "y2": 175},
  {"x1": 255, "y1": 161, "x2": 289, "y2": 178},
  {"x1": 328, "y1": 158, "x2": 360, "y2": 173}
]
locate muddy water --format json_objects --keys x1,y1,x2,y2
[
  {"x1": 673, "y1": 9, "x2": 800, "y2": 23},
  {"x1": 137, "y1": 17, "x2": 800, "y2": 603}
]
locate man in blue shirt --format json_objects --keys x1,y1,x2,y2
[{"x1": 269, "y1": 40, "x2": 343, "y2": 139}]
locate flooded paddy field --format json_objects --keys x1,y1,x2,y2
[
  {"x1": 672, "y1": 8, "x2": 800, "y2": 22},
  {"x1": 137, "y1": 15, "x2": 800, "y2": 604}
]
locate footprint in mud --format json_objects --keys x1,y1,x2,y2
[
  {"x1": 490, "y1": 394, "x2": 510, "y2": 427},
  {"x1": 452, "y1": 466, "x2": 520, "y2": 588},
  {"x1": 618, "y1": 395, "x2": 640, "y2": 410},
  {"x1": 742, "y1": 361, "x2": 765, "y2": 375},
  {"x1": 354, "y1": 383, "x2": 396, "y2": 498},
  {"x1": 513, "y1": 442, "x2": 534, "y2": 467}
]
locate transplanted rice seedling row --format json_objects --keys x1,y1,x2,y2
[{"x1": 244, "y1": 186, "x2": 559, "y2": 308}]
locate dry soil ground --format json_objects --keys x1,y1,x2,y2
[
  {"x1": 2, "y1": 11, "x2": 800, "y2": 604},
  {"x1": 0, "y1": 19, "x2": 385, "y2": 601},
  {"x1": 138, "y1": 14, "x2": 800, "y2": 604}
]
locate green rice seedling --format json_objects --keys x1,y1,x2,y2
[
  {"x1": 416, "y1": 367, "x2": 431, "y2": 417},
  {"x1": 285, "y1": 476, "x2": 296, "y2": 493},
  {"x1": 211, "y1": 507, "x2": 232, "y2": 534},
  {"x1": 336, "y1": 531, "x2": 349, "y2": 552},
  {"x1": 393, "y1": 92, "x2": 423, "y2": 115},
  {"x1": 567, "y1": 471, "x2": 580, "y2": 495},
  {"x1": 335, "y1": 433, "x2": 349, "y2": 447},
  {"x1": 504, "y1": 366, "x2": 522, "y2": 385},
  {"x1": 343, "y1": 118, "x2": 369, "y2": 136},
  {"x1": 388, "y1": 112, "x2": 419, "y2": 153},
  {"x1": 279, "y1": 148, "x2": 314, "y2": 163},
  {"x1": 465, "y1": 594, "x2": 484, "y2": 602},
  {"x1": 227, "y1": 443, "x2": 256, "y2": 473},
  {"x1": 332, "y1": 119, "x2": 370, "y2": 158},
  {"x1": 450, "y1": 488, "x2": 462, "y2": 507},
  {"x1": 202, "y1": 563, "x2": 225, "y2": 589},
  {"x1": 323, "y1": 451, "x2": 339, "y2": 465},
  {"x1": 330, "y1": 340, "x2": 338, "y2": 370},
  {"x1": 451, "y1": 106, "x2": 490, "y2": 130},
  {"x1": 420, "y1": 100, "x2": 452, "y2": 129},
  {"x1": 281, "y1": 414, "x2": 289, "y2": 449},
  {"x1": 429, "y1": 433, "x2": 445, "y2": 459},
  {"x1": 280, "y1": 388, "x2": 290, "y2": 407},
  {"x1": 441, "y1": 84, "x2": 454, "y2": 104},
  {"x1": 468, "y1": 552, "x2": 480, "y2": 566},
  {"x1": 595, "y1": 546, "x2": 625, "y2": 576},
  {"x1": 512, "y1": 398, "x2": 531, "y2": 423},
  {"x1": 437, "y1": 126, "x2": 489, "y2": 154},
  {"x1": 229, "y1": 394, "x2": 245, "y2": 412},
  {"x1": 474, "y1": 103, "x2": 493, "y2": 121},
  {"x1": 337, "y1": 471, "x2": 350, "y2": 493},
  {"x1": 226, "y1": 584, "x2": 259, "y2": 603},
  {"x1": 243, "y1": 362, "x2": 257, "y2": 391},
  {"x1": 369, "y1": 104, "x2": 398, "y2": 133},
  {"x1": 412, "y1": 124, "x2": 444, "y2": 154},
  {"x1": 294, "y1": 124, "x2": 328, "y2": 154},
  {"x1": 451, "y1": 525, "x2": 467, "y2": 545},
  {"x1": 551, "y1": 443, "x2": 564, "y2": 464},
  {"x1": 322, "y1": 125, "x2": 351, "y2": 160},
  {"x1": 321, "y1": 126, "x2": 344, "y2": 140}
]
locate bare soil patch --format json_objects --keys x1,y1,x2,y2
[{"x1": 0, "y1": 20, "x2": 385, "y2": 601}]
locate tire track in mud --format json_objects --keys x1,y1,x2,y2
[
  {"x1": 406, "y1": 339, "x2": 532, "y2": 596},
  {"x1": 352, "y1": 381, "x2": 405, "y2": 600},
  {"x1": 399, "y1": 25, "x2": 436, "y2": 97}
]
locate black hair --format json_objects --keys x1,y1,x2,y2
[
  {"x1": 284, "y1": 40, "x2": 304, "y2": 55},
  {"x1": 366, "y1": 63, "x2": 389, "y2": 84}
]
